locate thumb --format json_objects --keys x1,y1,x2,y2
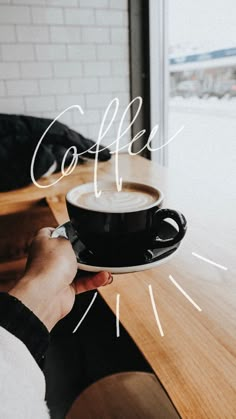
[{"x1": 72, "y1": 271, "x2": 113, "y2": 294}]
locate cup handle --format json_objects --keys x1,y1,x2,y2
[
  {"x1": 152, "y1": 208, "x2": 187, "y2": 247},
  {"x1": 51, "y1": 222, "x2": 78, "y2": 244}
]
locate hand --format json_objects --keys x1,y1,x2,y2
[{"x1": 9, "y1": 228, "x2": 112, "y2": 331}]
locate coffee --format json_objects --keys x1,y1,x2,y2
[{"x1": 73, "y1": 184, "x2": 159, "y2": 212}]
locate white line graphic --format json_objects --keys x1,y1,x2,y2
[
  {"x1": 192, "y1": 252, "x2": 228, "y2": 271},
  {"x1": 116, "y1": 294, "x2": 120, "y2": 338},
  {"x1": 168, "y1": 275, "x2": 202, "y2": 312},
  {"x1": 72, "y1": 292, "x2": 98, "y2": 333},
  {"x1": 148, "y1": 285, "x2": 164, "y2": 337}
]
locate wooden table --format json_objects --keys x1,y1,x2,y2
[
  {"x1": 1, "y1": 154, "x2": 236, "y2": 418},
  {"x1": 67, "y1": 372, "x2": 180, "y2": 419}
]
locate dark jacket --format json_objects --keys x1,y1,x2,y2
[{"x1": 0, "y1": 114, "x2": 110, "y2": 191}]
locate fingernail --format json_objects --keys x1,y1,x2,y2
[{"x1": 107, "y1": 273, "x2": 113, "y2": 284}]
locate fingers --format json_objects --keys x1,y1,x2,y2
[
  {"x1": 72, "y1": 271, "x2": 113, "y2": 294},
  {"x1": 36, "y1": 227, "x2": 55, "y2": 239}
]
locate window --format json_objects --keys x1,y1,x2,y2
[{"x1": 149, "y1": 0, "x2": 236, "y2": 178}]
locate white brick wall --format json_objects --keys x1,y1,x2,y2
[
  {"x1": 50, "y1": 26, "x2": 81, "y2": 43},
  {"x1": 70, "y1": 78, "x2": 99, "y2": 93},
  {"x1": 0, "y1": 0, "x2": 130, "y2": 148},
  {"x1": 81, "y1": 27, "x2": 109, "y2": 44},
  {"x1": 0, "y1": 6, "x2": 31, "y2": 24},
  {"x1": 53, "y1": 62, "x2": 82, "y2": 78},
  {"x1": 65, "y1": 9, "x2": 95, "y2": 25},
  {"x1": 0, "y1": 25, "x2": 16, "y2": 42},
  {"x1": 84, "y1": 61, "x2": 111, "y2": 76},
  {"x1": 35, "y1": 44, "x2": 66, "y2": 61},
  {"x1": 21, "y1": 62, "x2": 53, "y2": 78},
  {"x1": 95, "y1": 10, "x2": 124, "y2": 26},
  {"x1": 16, "y1": 25, "x2": 50, "y2": 43},
  {"x1": 0, "y1": 62, "x2": 20, "y2": 79},
  {"x1": 0, "y1": 81, "x2": 6, "y2": 96},
  {"x1": 2, "y1": 44, "x2": 35, "y2": 61},
  {"x1": 31, "y1": 7, "x2": 64, "y2": 24},
  {"x1": 6, "y1": 80, "x2": 39, "y2": 96},
  {"x1": 39, "y1": 79, "x2": 69, "y2": 95},
  {"x1": 67, "y1": 45, "x2": 96, "y2": 61}
]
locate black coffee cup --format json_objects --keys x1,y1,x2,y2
[{"x1": 66, "y1": 181, "x2": 187, "y2": 258}]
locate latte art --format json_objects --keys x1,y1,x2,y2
[{"x1": 75, "y1": 187, "x2": 158, "y2": 212}]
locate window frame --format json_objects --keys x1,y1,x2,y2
[
  {"x1": 129, "y1": 0, "x2": 169, "y2": 165},
  {"x1": 149, "y1": 0, "x2": 169, "y2": 165}
]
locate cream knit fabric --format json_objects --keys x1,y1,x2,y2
[{"x1": 0, "y1": 326, "x2": 50, "y2": 419}]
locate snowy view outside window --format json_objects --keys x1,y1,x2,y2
[{"x1": 168, "y1": 0, "x2": 236, "y2": 182}]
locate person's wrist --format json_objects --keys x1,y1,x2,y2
[{"x1": 9, "y1": 274, "x2": 58, "y2": 332}]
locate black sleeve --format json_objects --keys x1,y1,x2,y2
[{"x1": 0, "y1": 292, "x2": 50, "y2": 367}]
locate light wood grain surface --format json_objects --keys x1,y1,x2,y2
[
  {"x1": 67, "y1": 372, "x2": 180, "y2": 419},
  {"x1": 1, "y1": 154, "x2": 236, "y2": 418}
]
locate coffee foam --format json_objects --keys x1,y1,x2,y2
[{"x1": 73, "y1": 185, "x2": 159, "y2": 212}]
